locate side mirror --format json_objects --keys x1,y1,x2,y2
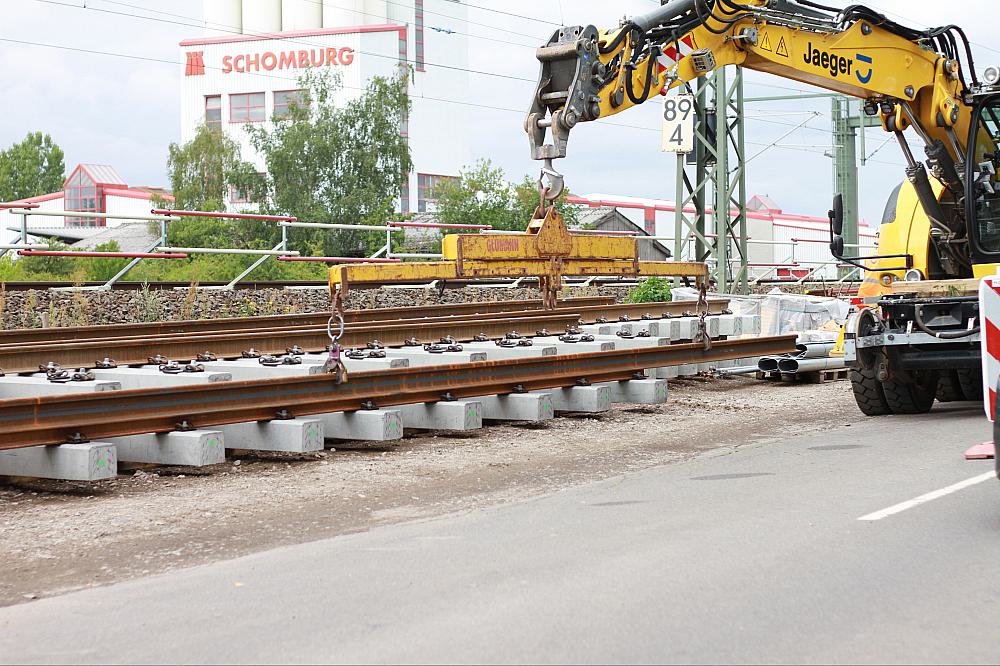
[
  {"x1": 830, "y1": 235, "x2": 845, "y2": 258},
  {"x1": 830, "y1": 193, "x2": 844, "y2": 237}
]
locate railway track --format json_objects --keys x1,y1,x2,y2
[
  {"x1": 0, "y1": 297, "x2": 615, "y2": 344},
  {"x1": 0, "y1": 298, "x2": 781, "y2": 482},
  {"x1": 0, "y1": 299, "x2": 731, "y2": 372}
]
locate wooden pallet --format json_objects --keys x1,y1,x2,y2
[{"x1": 756, "y1": 368, "x2": 849, "y2": 384}]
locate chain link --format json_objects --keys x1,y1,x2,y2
[
  {"x1": 323, "y1": 287, "x2": 348, "y2": 383},
  {"x1": 694, "y1": 281, "x2": 712, "y2": 352}
]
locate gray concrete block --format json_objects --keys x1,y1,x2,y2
[
  {"x1": 0, "y1": 377, "x2": 121, "y2": 398},
  {"x1": 592, "y1": 335, "x2": 670, "y2": 350},
  {"x1": 339, "y1": 357, "x2": 410, "y2": 371},
  {"x1": 89, "y1": 369, "x2": 231, "y2": 389},
  {"x1": 678, "y1": 364, "x2": 700, "y2": 377},
  {"x1": 652, "y1": 366, "x2": 680, "y2": 380},
  {"x1": 109, "y1": 430, "x2": 225, "y2": 466},
  {"x1": 220, "y1": 418, "x2": 325, "y2": 453},
  {"x1": 669, "y1": 317, "x2": 699, "y2": 340},
  {"x1": 383, "y1": 350, "x2": 488, "y2": 367},
  {"x1": 320, "y1": 410, "x2": 403, "y2": 442},
  {"x1": 579, "y1": 322, "x2": 634, "y2": 336},
  {"x1": 717, "y1": 315, "x2": 738, "y2": 337},
  {"x1": 196, "y1": 361, "x2": 326, "y2": 380},
  {"x1": 531, "y1": 337, "x2": 616, "y2": 354},
  {"x1": 606, "y1": 378, "x2": 669, "y2": 405},
  {"x1": 398, "y1": 401, "x2": 483, "y2": 430},
  {"x1": 548, "y1": 385, "x2": 612, "y2": 413},
  {"x1": 0, "y1": 443, "x2": 117, "y2": 481},
  {"x1": 479, "y1": 393, "x2": 555, "y2": 422},
  {"x1": 292, "y1": 353, "x2": 409, "y2": 372},
  {"x1": 461, "y1": 343, "x2": 558, "y2": 360}
]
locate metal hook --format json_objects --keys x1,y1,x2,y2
[{"x1": 537, "y1": 158, "x2": 565, "y2": 203}]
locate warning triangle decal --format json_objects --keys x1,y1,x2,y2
[
  {"x1": 776, "y1": 36, "x2": 790, "y2": 58},
  {"x1": 760, "y1": 32, "x2": 773, "y2": 52}
]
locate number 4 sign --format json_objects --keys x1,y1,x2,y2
[{"x1": 662, "y1": 94, "x2": 695, "y2": 154}]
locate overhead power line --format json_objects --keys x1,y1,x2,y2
[{"x1": 33, "y1": 0, "x2": 540, "y2": 84}]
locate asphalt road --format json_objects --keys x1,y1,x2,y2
[{"x1": 2, "y1": 402, "x2": 999, "y2": 664}]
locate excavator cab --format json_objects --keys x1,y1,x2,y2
[{"x1": 968, "y1": 94, "x2": 1000, "y2": 272}]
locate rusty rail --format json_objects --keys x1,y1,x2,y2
[
  {"x1": 0, "y1": 301, "x2": 731, "y2": 372},
  {"x1": 0, "y1": 336, "x2": 796, "y2": 448},
  {"x1": 0, "y1": 314, "x2": 587, "y2": 374},
  {"x1": 0, "y1": 298, "x2": 615, "y2": 345}
]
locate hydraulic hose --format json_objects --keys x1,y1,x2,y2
[{"x1": 913, "y1": 304, "x2": 980, "y2": 340}]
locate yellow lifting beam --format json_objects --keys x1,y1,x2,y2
[{"x1": 329, "y1": 206, "x2": 708, "y2": 308}]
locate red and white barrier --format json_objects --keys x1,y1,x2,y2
[{"x1": 980, "y1": 273, "x2": 1000, "y2": 422}]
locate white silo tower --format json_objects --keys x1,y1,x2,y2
[
  {"x1": 322, "y1": 0, "x2": 364, "y2": 27},
  {"x1": 203, "y1": 0, "x2": 243, "y2": 36},
  {"x1": 362, "y1": 0, "x2": 387, "y2": 24},
  {"x1": 242, "y1": 0, "x2": 282, "y2": 34},
  {"x1": 282, "y1": 0, "x2": 323, "y2": 31}
]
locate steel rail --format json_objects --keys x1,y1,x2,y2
[
  {"x1": 0, "y1": 336, "x2": 797, "y2": 449},
  {"x1": 0, "y1": 310, "x2": 590, "y2": 349},
  {"x1": 0, "y1": 298, "x2": 616, "y2": 345},
  {"x1": 0, "y1": 314, "x2": 587, "y2": 374},
  {"x1": 0, "y1": 298, "x2": 728, "y2": 346}
]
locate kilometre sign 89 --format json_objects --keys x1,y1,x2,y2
[{"x1": 662, "y1": 94, "x2": 695, "y2": 154}]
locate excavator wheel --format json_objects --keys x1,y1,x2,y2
[
  {"x1": 882, "y1": 371, "x2": 939, "y2": 414},
  {"x1": 957, "y1": 367, "x2": 983, "y2": 401},
  {"x1": 937, "y1": 371, "x2": 965, "y2": 403},
  {"x1": 850, "y1": 366, "x2": 892, "y2": 416}
]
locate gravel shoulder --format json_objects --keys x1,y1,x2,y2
[{"x1": 0, "y1": 377, "x2": 857, "y2": 607}]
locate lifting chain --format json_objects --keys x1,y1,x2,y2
[
  {"x1": 693, "y1": 281, "x2": 712, "y2": 352},
  {"x1": 323, "y1": 287, "x2": 348, "y2": 384}
]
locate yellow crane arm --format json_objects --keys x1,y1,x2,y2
[{"x1": 527, "y1": 0, "x2": 975, "y2": 167}]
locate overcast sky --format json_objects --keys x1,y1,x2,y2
[{"x1": 1, "y1": 0, "x2": 996, "y2": 223}]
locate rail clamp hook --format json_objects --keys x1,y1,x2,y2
[
  {"x1": 322, "y1": 312, "x2": 348, "y2": 384},
  {"x1": 538, "y1": 159, "x2": 565, "y2": 204}
]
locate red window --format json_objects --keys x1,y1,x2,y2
[
  {"x1": 205, "y1": 95, "x2": 222, "y2": 130},
  {"x1": 230, "y1": 92, "x2": 265, "y2": 123},
  {"x1": 273, "y1": 90, "x2": 305, "y2": 120},
  {"x1": 417, "y1": 173, "x2": 456, "y2": 213},
  {"x1": 415, "y1": 0, "x2": 425, "y2": 72},
  {"x1": 64, "y1": 170, "x2": 103, "y2": 227},
  {"x1": 400, "y1": 174, "x2": 411, "y2": 214}
]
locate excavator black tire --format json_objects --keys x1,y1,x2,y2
[
  {"x1": 850, "y1": 366, "x2": 892, "y2": 416},
  {"x1": 882, "y1": 371, "x2": 939, "y2": 414},
  {"x1": 937, "y1": 371, "x2": 965, "y2": 403},
  {"x1": 957, "y1": 367, "x2": 983, "y2": 401}
]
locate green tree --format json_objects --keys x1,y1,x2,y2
[
  {"x1": 434, "y1": 160, "x2": 521, "y2": 231},
  {"x1": 246, "y1": 69, "x2": 413, "y2": 257},
  {"x1": 434, "y1": 160, "x2": 581, "y2": 233},
  {"x1": 164, "y1": 124, "x2": 259, "y2": 251},
  {"x1": 0, "y1": 132, "x2": 66, "y2": 202},
  {"x1": 166, "y1": 124, "x2": 256, "y2": 211}
]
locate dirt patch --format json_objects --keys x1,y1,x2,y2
[{"x1": 0, "y1": 377, "x2": 857, "y2": 607}]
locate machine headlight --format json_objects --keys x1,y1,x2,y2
[
  {"x1": 880, "y1": 273, "x2": 896, "y2": 287},
  {"x1": 984, "y1": 66, "x2": 1000, "y2": 86},
  {"x1": 904, "y1": 269, "x2": 924, "y2": 282}
]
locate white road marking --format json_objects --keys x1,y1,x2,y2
[{"x1": 858, "y1": 471, "x2": 996, "y2": 521}]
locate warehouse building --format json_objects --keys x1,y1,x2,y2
[{"x1": 180, "y1": 0, "x2": 472, "y2": 214}]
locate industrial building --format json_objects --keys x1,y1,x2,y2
[
  {"x1": 179, "y1": 0, "x2": 472, "y2": 214},
  {"x1": 0, "y1": 163, "x2": 174, "y2": 246}
]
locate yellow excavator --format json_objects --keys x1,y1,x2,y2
[{"x1": 525, "y1": 0, "x2": 1000, "y2": 416}]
